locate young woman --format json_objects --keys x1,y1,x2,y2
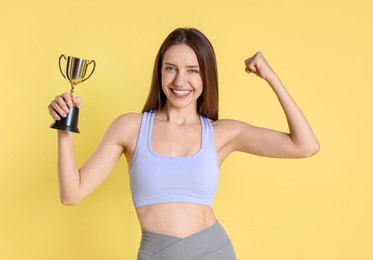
[{"x1": 48, "y1": 28, "x2": 319, "y2": 259}]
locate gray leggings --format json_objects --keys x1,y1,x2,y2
[{"x1": 137, "y1": 221, "x2": 236, "y2": 260}]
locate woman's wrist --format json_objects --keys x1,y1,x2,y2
[
  {"x1": 264, "y1": 71, "x2": 280, "y2": 84},
  {"x1": 265, "y1": 73, "x2": 283, "y2": 91}
]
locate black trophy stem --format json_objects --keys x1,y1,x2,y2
[{"x1": 50, "y1": 105, "x2": 80, "y2": 133}]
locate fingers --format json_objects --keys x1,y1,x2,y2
[
  {"x1": 245, "y1": 57, "x2": 257, "y2": 74},
  {"x1": 60, "y1": 92, "x2": 74, "y2": 108},
  {"x1": 244, "y1": 52, "x2": 275, "y2": 80},
  {"x1": 244, "y1": 51, "x2": 262, "y2": 74},
  {"x1": 72, "y1": 96, "x2": 82, "y2": 109},
  {"x1": 48, "y1": 93, "x2": 82, "y2": 120},
  {"x1": 48, "y1": 103, "x2": 62, "y2": 120}
]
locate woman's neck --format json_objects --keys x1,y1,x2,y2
[{"x1": 157, "y1": 104, "x2": 199, "y2": 125}]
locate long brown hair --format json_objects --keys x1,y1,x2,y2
[{"x1": 142, "y1": 28, "x2": 219, "y2": 120}]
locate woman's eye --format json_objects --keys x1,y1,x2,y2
[
  {"x1": 164, "y1": 66, "x2": 175, "y2": 71},
  {"x1": 189, "y1": 69, "x2": 199, "y2": 73}
]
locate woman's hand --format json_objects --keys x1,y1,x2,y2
[
  {"x1": 245, "y1": 52, "x2": 277, "y2": 82},
  {"x1": 48, "y1": 92, "x2": 82, "y2": 121}
]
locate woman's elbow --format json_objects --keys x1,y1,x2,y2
[
  {"x1": 60, "y1": 194, "x2": 83, "y2": 206},
  {"x1": 300, "y1": 142, "x2": 320, "y2": 158}
]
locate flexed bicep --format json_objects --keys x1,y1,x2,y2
[
  {"x1": 233, "y1": 122, "x2": 304, "y2": 158},
  {"x1": 217, "y1": 119, "x2": 315, "y2": 159}
]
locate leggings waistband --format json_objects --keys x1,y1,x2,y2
[{"x1": 138, "y1": 221, "x2": 236, "y2": 260}]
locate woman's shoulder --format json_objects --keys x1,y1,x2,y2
[
  {"x1": 212, "y1": 118, "x2": 255, "y2": 137},
  {"x1": 115, "y1": 112, "x2": 143, "y2": 123},
  {"x1": 108, "y1": 112, "x2": 143, "y2": 135},
  {"x1": 212, "y1": 118, "x2": 250, "y2": 128}
]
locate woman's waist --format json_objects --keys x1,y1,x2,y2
[{"x1": 136, "y1": 203, "x2": 216, "y2": 238}]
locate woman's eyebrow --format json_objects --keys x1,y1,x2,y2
[{"x1": 163, "y1": 62, "x2": 199, "y2": 68}]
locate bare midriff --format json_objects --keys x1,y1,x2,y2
[{"x1": 136, "y1": 203, "x2": 217, "y2": 238}]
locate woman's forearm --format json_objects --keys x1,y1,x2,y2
[{"x1": 57, "y1": 131, "x2": 82, "y2": 204}]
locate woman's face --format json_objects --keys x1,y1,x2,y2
[{"x1": 161, "y1": 44, "x2": 203, "y2": 110}]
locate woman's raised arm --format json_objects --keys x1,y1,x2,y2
[{"x1": 218, "y1": 52, "x2": 319, "y2": 159}]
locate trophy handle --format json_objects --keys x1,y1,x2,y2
[
  {"x1": 59, "y1": 54, "x2": 67, "y2": 79},
  {"x1": 81, "y1": 60, "x2": 96, "y2": 82}
]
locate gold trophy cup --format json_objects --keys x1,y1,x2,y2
[{"x1": 50, "y1": 54, "x2": 96, "y2": 133}]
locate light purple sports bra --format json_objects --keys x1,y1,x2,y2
[{"x1": 129, "y1": 111, "x2": 219, "y2": 208}]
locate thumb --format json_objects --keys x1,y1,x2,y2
[{"x1": 73, "y1": 96, "x2": 82, "y2": 109}]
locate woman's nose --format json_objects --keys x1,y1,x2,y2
[{"x1": 173, "y1": 71, "x2": 186, "y2": 87}]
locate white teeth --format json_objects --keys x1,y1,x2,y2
[{"x1": 173, "y1": 89, "x2": 191, "y2": 96}]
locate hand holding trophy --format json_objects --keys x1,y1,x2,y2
[{"x1": 50, "y1": 55, "x2": 96, "y2": 133}]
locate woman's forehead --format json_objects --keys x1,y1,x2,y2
[{"x1": 163, "y1": 44, "x2": 199, "y2": 66}]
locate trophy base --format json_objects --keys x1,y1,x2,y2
[{"x1": 50, "y1": 106, "x2": 80, "y2": 133}]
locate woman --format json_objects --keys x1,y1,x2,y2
[{"x1": 48, "y1": 28, "x2": 319, "y2": 259}]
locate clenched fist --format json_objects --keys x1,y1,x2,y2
[{"x1": 245, "y1": 52, "x2": 277, "y2": 82}]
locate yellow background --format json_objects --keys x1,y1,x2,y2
[{"x1": 1, "y1": 0, "x2": 372, "y2": 259}]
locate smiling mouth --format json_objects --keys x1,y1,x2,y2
[{"x1": 171, "y1": 89, "x2": 192, "y2": 97}]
